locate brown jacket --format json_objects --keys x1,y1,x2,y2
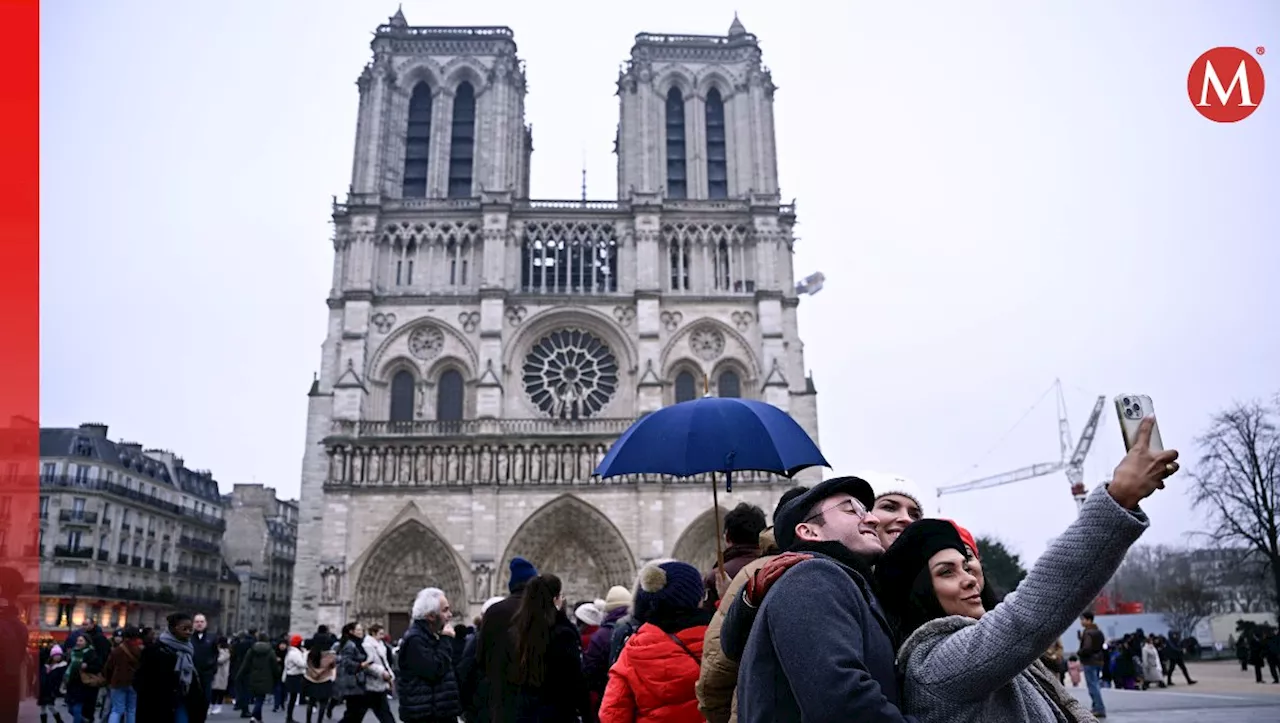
[
  {"x1": 102, "y1": 641, "x2": 142, "y2": 689},
  {"x1": 696, "y1": 528, "x2": 779, "y2": 723}
]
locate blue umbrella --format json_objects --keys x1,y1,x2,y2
[{"x1": 594, "y1": 396, "x2": 829, "y2": 581}]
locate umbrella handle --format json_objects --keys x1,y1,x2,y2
[{"x1": 713, "y1": 471, "x2": 730, "y2": 587}]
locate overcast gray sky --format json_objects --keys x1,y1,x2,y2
[{"x1": 40, "y1": 0, "x2": 1278, "y2": 564}]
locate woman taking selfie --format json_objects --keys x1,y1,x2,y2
[{"x1": 874, "y1": 416, "x2": 1178, "y2": 722}]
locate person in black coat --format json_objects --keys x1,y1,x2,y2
[
  {"x1": 475, "y1": 557, "x2": 538, "y2": 723},
  {"x1": 398, "y1": 588, "x2": 462, "y2": 723},
  {"x1": 190, "y1": 614, "x2": 218, "y2": 709},
  {"x1": 508, "y1": 575, "x2": 595, "y2": 723},
  {"x1": 134, "y1": 612, "x2": 208, "y2": 723},
  {"x1": 230, "y1": 630, "x2": 257, "y2": 715},
  {"x1": 1163, "y1": 631, "x2": 1197, "y2": 685}
]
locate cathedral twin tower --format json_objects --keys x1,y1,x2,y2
[{"x1": 291, "y1": 9, "x2": 820, "y2": 636}]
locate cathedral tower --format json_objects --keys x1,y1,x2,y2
[{"x1": 291, "y1": 11, "x2": 819, "y2": 638}]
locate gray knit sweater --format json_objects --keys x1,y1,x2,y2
[{"x1": 895, "y1": 486, "x2": 1148, "y2": 722}]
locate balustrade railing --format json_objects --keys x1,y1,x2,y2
[
  {"x1": 334, "y1": 194, "x2": 794, "y2": 218},
  {"x1": 40, "y1": 475, "x2": 227, "y2": 532},
  {"x1": 331, "y1": 418, "x2": 635, "y2": 439}
]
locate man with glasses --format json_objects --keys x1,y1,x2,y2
[{"x1": 720, "y1": 476, "x2": 914, "y2": 723}]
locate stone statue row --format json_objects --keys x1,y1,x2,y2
[{"x1": 324, "y1": 441, "x2": 779, "y2": 488}]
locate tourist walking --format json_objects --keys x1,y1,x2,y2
[{"x1": 134, "y1": 612, "x2": 208, "y2": 723}]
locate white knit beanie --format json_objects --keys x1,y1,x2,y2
[
  {"x1": 481, "y1": 596, "x2": 505, "y2": 616},
  {"x1": 857, "y1": 470, "x2": 926, "y2": 515}
]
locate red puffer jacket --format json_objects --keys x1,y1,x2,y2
[{"x1": 599, "y1": 621, "x2": 709, "y2": 723}]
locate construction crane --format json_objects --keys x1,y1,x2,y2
[{"x1": 936, "y1": 379, "x2": 1107, "y2": 513}]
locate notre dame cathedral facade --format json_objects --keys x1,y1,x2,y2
[{"x1": 290, "y1": 8, "x2": 822, "y2": 638}]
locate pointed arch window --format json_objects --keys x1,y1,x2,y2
[
  {"x1": 674, "y1": 371, "x2": 697, "y2": 403},
  {"x1": 665, "y1": 88, "x2": 688, "y2": 199},
  {"x1": 714, "y1": 239, "x2": 731, "y2": 290},
  {"x1": 390, "y1": 370, "x2": 416, "y2": 424},
  {"x1": 436, "y1": 369, "x2": 464, "y2": 425},
  {"x1": 403, "y1": 83, "x2": 433, "y2": 198},
  {"x1": 717, "y1": 369, "x2": 741, "y2": 398},
  {"x1": 448, "y1": 82, "x2": 476, "y2": 198},
  {"x1": 705, "y1": 88, "x2": 728, "y2": 199}
]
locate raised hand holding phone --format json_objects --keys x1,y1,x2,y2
[{"x1": 1108, "y1": 416, "x2": 1179, "y2": 510}]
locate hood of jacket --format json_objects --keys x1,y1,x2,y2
[
  {"x1": 249, "y1": 641, "x2": 273, "y2": 656},
  {"x1": 895, "y1": 613, "x2": 973, "y2": 668},
  {"x1": 758, "y1": 528, "x2": 778, "y2": 555},
  {"x1": 602, "y1": 606, "x2": 629, "y2": 626}
]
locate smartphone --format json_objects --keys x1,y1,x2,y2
[{"x1": 1114, "y1": 394, "x2": 1164, "y2": 452}]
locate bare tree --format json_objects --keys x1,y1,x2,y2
[
  {"x1": 1107, "y1": 544, "x2": 1168, "y2": 605},
  {"x1": 1190, "y1": 398, "x2": 1280, "y2": 624},
  {"x1": 1148, "y1": 554, "x2": 1218, "y2": 636}
]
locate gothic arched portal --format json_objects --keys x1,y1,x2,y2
[
  {"x1": 500, "y1": 495, "x2": 636, "y2": 604},
  {"x1": 354, "y1": 520, "x2": 467, "y2": 631},
  {"x1": 671, "y1": 506, "x2": 729, "y2": 575}
]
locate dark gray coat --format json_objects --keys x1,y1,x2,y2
[{"x1": 723, "y1": 550, "x2": 913, "y2": 723}]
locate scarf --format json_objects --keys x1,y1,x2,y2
[
  {"x1": 159, "y1": 631, "x2": 196, "y2": 693},
  {"x1": 67, "y1": 646, "x2": 85, "y2": 679}
]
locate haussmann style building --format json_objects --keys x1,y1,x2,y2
[{"x1": 37, "y1": 423, "x2": 229, "y2": 635}]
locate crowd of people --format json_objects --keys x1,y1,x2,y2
[
  {"x1": 1235, "y1": 626, "x2": 1280, "y2": 684},
  {"x1": 30, "y1": 415, "x2": 1189, "y2": 722}
]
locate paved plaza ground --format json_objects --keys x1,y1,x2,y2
[{"x1": 17, "y1": 660, "x2": 1279, "y2": 722}]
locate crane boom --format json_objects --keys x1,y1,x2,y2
[
  {"x1": 1066, "y1": 395, "x2": 1107, "y2": 509},
  {"x1": 935, "y1": 380, "x2": 1109, "y2": 514},
  {"x1": 937, "y1": 461, "x2": 1063, "y2": 497}
]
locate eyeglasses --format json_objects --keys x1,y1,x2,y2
[{"x1": 803, "y1": 498, "x2": 869, "y2": 524}]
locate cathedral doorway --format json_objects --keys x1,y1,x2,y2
[
  {"x1": 500, "y1": 495, "x2": 636, "y2": 604},
  {"x1": 353, "y1": 519, "x2": 467, "y2": 630},
  {"x1": 387, "y1": 612, "x2": 410, "y2": 641},
  {"x1": 671, "y1": 506, "x2": 728, "y2": 574}
]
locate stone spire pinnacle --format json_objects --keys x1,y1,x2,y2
[
  {"x1": 389, "y1": 4, "x2": 408, "y2": 28},
  {"x1": 728, "y1": 12, "x2": 747, "y2": 37}
]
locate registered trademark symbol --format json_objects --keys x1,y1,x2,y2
[{"x1": 1258, "y1": 46, "x2": 1266, "y2": 56}]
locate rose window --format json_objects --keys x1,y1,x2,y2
[
  {"x1": 522, "y1": 329, "x2": 619, "y2": 419},
  {"x1": 408, "y1": 324, "x2": 444, "y2": 360},
  {"x1": 689, "y1": 327, "x2": 725, "y2": 361}
]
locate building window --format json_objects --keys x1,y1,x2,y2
[
  {"x1": 447, "y1": 82, "x2": 476, "y2": 198},
  {"x1": 393, "y1": 242, "x2": 416, "y2": 288},
  {"x1": 72, "y1": 497, "x2": 86, "y2": 514},
  {"x1": 705, "y1": 88, "x2": 728, "y2": 199},
  {"x1": 520, "y1": 222, "x2": 619, "y2": 295},
  {"x1": 669, "y1": 240, "x2": 689, "y2": 291},
  {"x1": 674, "y1": 371, "x2": 697, "y2": 403},
  {"x1": 66, "y1": 530, "x2": 82, "y2": 550},
  {"x1": 522, "y1": 329, "x2": 620, "y2": 419},
  {"x1": 39, "y1": 496, "x2": 48, "y2": 518},
  {"x1": 389, "y1": 370, "x2": 416, "y2": 423},
  {"x1": 717, "y1": 370, "x2": 741, "y2": 398},
  {"x1": 73, "y1": 465, "x2": 89, "y2": 484},
  {"x1": 666, "y1": 87, "x2": 687, "y2": 199},
  {"x1": 42, "y1": 462, "x2": 54, "y2": 478},
  {"x1": 712, "y1": 240, "x2": 732, "y2": 291},
  {"x1": 436, "y1": 369, "x2": 464, "y2": 422},
  {"x1": 402, "y1": 82, "x2": 432, "y2": 198}
]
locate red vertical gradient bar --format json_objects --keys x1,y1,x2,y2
[{"x1": 0, "y1": 0, "x2": 40, "y2": 718}]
